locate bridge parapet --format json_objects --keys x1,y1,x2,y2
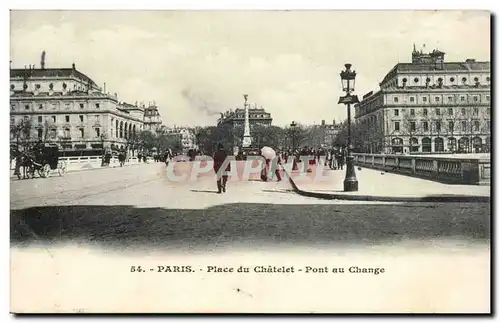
[{"x1": 352, "y1": 153, "x2": 490, "y2": 186}]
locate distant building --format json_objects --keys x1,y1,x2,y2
[
  {"x1": 303, "y1": 120, "x2": 343, "y2": 148},
  {"x1": 217, "y1": 105, "x2": 273, "y2": 130},
  {"x1": 162, "y1": 126, "x2": 198, "y2": 152},
  {"x1": 354, "y1": 46, "x2": 491, "y2": 154},
  {"x1": 143, "y1": 103, "x2": 162, "y2": 132}
]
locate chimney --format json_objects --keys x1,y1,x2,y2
[
  {"x1": 103, "y1": 82, "x2": 106, "y2": 94},
  {"x1": 41, "y1": 50, "x2": 46, "y2": 69},
  {"x1": 72, "y1": 63, "x2": 76, "y2": 70},
  {"x1": 321, "y1": 120, "x2": 325, "y2": 126},
  {"x1": 466, "y1": 58, "x2": 476, "y2": 63}
]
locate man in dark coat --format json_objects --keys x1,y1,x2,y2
[{"x1": 213, "y1": 143, "x2": 231, "y2": 193}]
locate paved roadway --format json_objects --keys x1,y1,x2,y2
[
  {"x1": 10, "y1": 162, "x2": 491, "y2": 313},
  {"x1": 10, "y1": 162, "x2": 490, "y2": 252}
]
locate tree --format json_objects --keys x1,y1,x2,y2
[
  {"x1": 286, "y1": 123, "x2": 308, "y2": 150},
  {"x1": 135, "y1": 130, "x2": 156, "y2": 154},
  {"x1": 401, "y1": 108, "x2": 421, "y2": 153},
  {"x1": 10, "y1": 117, "x2": 36, "y2": 153},
  {"x1": 158, "y1": 132, "x2": 182, "y2": 153},
  {"x1": 332, "y1": 122, "x2": 348, "y2": 148},
  {"x1": 251, "y1": 125, "x2": 285, "y2": 149},
  {"x1": 196, "y1": 126, "x2": 218, "y2": 155}
]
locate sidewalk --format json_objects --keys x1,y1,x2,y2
[
  {"x1": 286, "y1": 165, "x2": 491, "y2": 203},
  {"x1": 9, "y1": 161, "x2": 147, "y2": 180}
]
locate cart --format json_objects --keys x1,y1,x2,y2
[{"x1": 31, "y1": 143, "x2": 67, "y2": 178}]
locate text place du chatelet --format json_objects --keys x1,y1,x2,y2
[{"x1": 130, "y1": 265, "x2": 386, "y2": 275}]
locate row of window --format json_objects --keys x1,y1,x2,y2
[
  {"x1": 401, "y1": 76, "x2": 490, "y2": 85},
  {"x1": 393, "y1": 120, "x2": 490, "y2": 132},
  {"x1": 11, "y1": 102, "x2": 101, "y2": 110},
  {"x1": 393, "y1": 94, "x2": 489, "y2": 104},
  {"x1": 25, "y1": 127, "x2": 102, "y2": 140},
  {"x1": 393, "y1": 107, "x2": 489, "y2": 117},
  {"x1": 391, "y1": 136, "x2": 488, "y2": 153},
  {"x1": 13, "y1": 114, "x2": 102, "y2": 125}
]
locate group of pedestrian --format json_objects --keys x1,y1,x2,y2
[
  {"x1": 327, "y1": 146, "x2": 347, "y2": 170},
  {"x1": 210, "y1": 143, "x2": 349, "y2": 193}
]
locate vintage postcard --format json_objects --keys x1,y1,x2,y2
[{"x1": 9, "y1": 10, "x2": 491, "y2": 314}]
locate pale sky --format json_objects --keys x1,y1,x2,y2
[{"x1": 10, "y1": 10, "x2": 491, "y2": 127}]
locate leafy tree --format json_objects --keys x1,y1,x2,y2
[
  {"x1": 10, "y1": 117, "x2": 33, "y2": 151},
  {"x1": 251, "y1": 125, "x2": 285, "y2": 149}
]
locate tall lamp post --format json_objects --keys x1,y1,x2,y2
[
  {"x1": 290, "y1": 121, "x2": 297, "y2": 151},
  {"x1": 338, "y1": 63, "x2": 360, "y2": 192}
]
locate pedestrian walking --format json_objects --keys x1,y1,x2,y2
[
  {"x1": 336, "y1": 148, "x2": 344, "y2": 170},
  {"x1": 213, "y1": 143, "x2": 230, "y2": 194}
]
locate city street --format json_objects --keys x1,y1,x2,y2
[{"x1": 11, "y1": 162, "x2": 490, "y2": 253}]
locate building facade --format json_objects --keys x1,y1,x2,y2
[
  {"x1": 354, "y1": 47, "x2": 491, "y2": 154},
  {"x1": 143, "y1": 103, "x2": 162, "y2": 132},
  {"x1": 10, "y1": 56, "x2": 161, "y2": 156},
  {"x1": 303, "y1": 120, "x2": 343, "y2": 148},
  {"x1": 162, "y1": 126, "x2": 198, "y2": 152},
  {"x1": 217, "y1": 105, "x2": 273, "y2": 130}
]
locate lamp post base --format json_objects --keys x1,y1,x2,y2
[{"x1": 343, "y1": 156, "x2": 358, "y2": 192}]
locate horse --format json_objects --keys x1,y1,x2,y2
[{"x1": 14, "y1": 152, "x2": 35, "y2": 179}]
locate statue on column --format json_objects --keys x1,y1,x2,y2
[{"x1": 242, "y1": 94, "x2": 252, "y2": 148}]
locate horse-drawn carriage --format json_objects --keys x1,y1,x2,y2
[{"x1": 13, "y1": 143, "x2": 67, "y2": 179}]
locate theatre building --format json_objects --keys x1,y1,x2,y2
[
  {"x1": 354, "y1": 47, "x2": 491, "y2": 154},
  {"x1": 10, "y1": 53, "x2": 155, "y2": 156}
]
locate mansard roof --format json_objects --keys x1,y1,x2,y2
[
  {"x1": 380, "y1": 61, "x2": 490, "y2": 85},
  {"x1": 10, "y1": 67, "x2": 99, "y2": 88}
]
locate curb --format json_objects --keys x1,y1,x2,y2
[{"x1": 285, "y1": 171, "x2": 490, "y2": 203}]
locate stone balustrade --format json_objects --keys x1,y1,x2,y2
[{"x1": 352, "y1": 153, "x2": 490, "y2": 185}]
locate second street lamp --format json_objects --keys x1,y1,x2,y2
[
  {"x1": 290, "y1": 121, "x2": 297, "y2": 151},
  {"x1": 338, "y1": 63, "x2": 360, "y2": 192}
]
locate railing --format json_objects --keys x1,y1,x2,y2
[
  {"x1": 58, "y1": 155, "x2": 146, "y2": 165},
  {"x1": 352, "y1": 153, "x2": 490, "y2": 185}
]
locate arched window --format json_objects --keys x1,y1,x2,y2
[
  {"x1": 447, "y1": 137, "x2": 457, "y2": 152},
  {"x1": 422, "y1": 137, "x2": 431, "y2": 153},
  {"x1": 391, "y1": 137, "x2": 403, "y2": 154},
  {"x1": 435, "y1": 137, "x2": 444, "y2": 152},
  {"x1": 473, "y1": 137, "x2": 482, "y2": 153},
  {"x1": 119, "y1": 121, "x2": 123, "y2": 138},
  {"x1": 116, "y1": 120, "x2": 119, "y2": 138},
  {"x1": 410, "y1": 137, "x2": 419, "y2": 152},
  {"x1": 458, "y1": 137, "x2": 469, "y2": 153},
  {"x1": 124, "y1": 122, "x2": 128, "y2": 139}
]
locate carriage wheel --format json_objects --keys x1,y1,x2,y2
[{"x1": 39, "y1": 164, "x2": 51, "y2": 178}]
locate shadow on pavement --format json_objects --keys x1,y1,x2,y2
[{"x1": 10, "y1": 203, "x2": 490, "y2": 252}]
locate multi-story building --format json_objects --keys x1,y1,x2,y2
[
  {"x1": 354, "y1": 47, "x2": 491, "y2": 154},
  {"x1": 217, "y1": 104, "x2": 273, "y2": 130},
  {"x1": 10, "y1": 54, "x2": 161, "y2": 156},
  {"x1": 303, "y1": 119, "x2": 343, "y2": 148},
  {"x1": 162, "y1": 126, "x2": 198, "y2": 152},
  {"x1": 143, "y1": 103, "x2": 162, "y2": 132}
]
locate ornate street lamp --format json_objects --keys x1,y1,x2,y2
[
  {"x1": 338, "y1": 63, "x2": 360, "y2": 192},
  {"x1": 290, "y1": 121, "x2": 297, "y2": 151}
]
